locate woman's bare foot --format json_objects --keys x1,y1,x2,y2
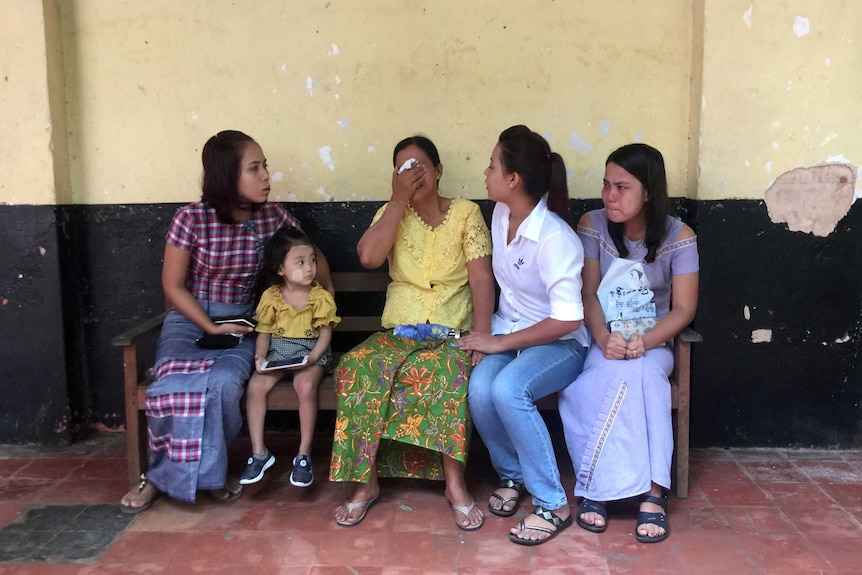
[
  {"x1": 120, "y1": 481, "x2": 159, "y2": 514},
  {"x1": 334, "y1": 483, "x2": 380, "y2": 526},
  {"x1": 210, "y1": 476, "x2": 243, "y2": 503},
  {"x1": 446, "y1": 485, "x2": 484, "y2": 530},
  {"x1": 489, "y1": 485, "x2": 522, "y2": 515},
  {"x1": 637, "y1": 486, "x2": 668, "y2": 540},
  {"x1": 509, "y1": 505, "x2": 571, "y2": 544},
  {"x1": 637, "y1": 501, "x2": 666, "y2": 538}
]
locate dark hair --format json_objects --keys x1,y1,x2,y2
[
  {"x1": 392, "y1": 135, "x2": 441, "y2": 167},
  {"x1": 260, "y1": 227, "x2": 316, "y2": 288},
  {"x1": 605, "y1": 143, "x2": 671, "y2": 263},
  {"x1": 201, "y1": 130, "x2": 259, "y2": 224},
  {"x1": 497, "y1": 125, "x2": 570, "y2": 225}
]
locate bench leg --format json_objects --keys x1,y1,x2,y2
[
  {"x1": 674, "y1": 340, "x2": 692, "y2": 499},
  {"x1": 123, "y1": 344, "x2": 145, "y2": 488}
]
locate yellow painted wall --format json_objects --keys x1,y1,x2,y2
[
  {"x1": 22, "y1": 0, "x2": 694, "y2": 205},
  {"x1": 2, "y1": 1, "x2": 860, "y2": 206},
  {"x1": 698, "y1": 1, "x2": 862, "y2": 201},
  {"x1": 0, "y1": 1, "x2": 58, "y2": 205}
]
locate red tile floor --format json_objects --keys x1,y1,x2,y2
[{"x1": 0, "y1": 430, "x2": 861, "y2": 574}]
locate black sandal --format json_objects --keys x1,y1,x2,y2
[
  {"x1": 120, "y1": 474, "x2": 160, "y2": 515},
  {"x1": 635, "y1": 490, "x2": 670, "y2": 543},
  {"x1": 508, "y1": 506, "x2": 573, "y2": 546},
  {"x1": 488, "y1": 479, "x2": 526, "y2": 517},
  {"x1": 576, "y1": 498, "x2": 608, "y2": 533}
]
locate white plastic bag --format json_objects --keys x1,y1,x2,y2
[{"x1": 597, "y1": 258, "x2": 657, "y2": 339}]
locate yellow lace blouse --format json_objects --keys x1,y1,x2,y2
[
  {"x1": 374, "y1": 197, "x2": 492, "y2": 330},
  {"x1": 255, "y1": 282, "x2": 340, "y2": 338}
]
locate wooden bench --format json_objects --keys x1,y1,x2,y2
[{"x1": 112, "y1": 271, "x2": 700, "y2": 498}]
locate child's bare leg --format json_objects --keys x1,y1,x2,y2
[
  {"x1": 246, "y1": 371, "x2": 282, "y2": 455},
  {"x1": 292, "y1": 365, "x2": 323, "y2": 456}
]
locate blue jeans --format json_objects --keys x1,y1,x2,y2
[{"x1": 468, "y1": 339, "x2": 587, "y2": 510}]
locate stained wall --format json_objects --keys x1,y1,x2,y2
[{"x1": 1, "y1": 0, "x2": 861, "y2": 445}]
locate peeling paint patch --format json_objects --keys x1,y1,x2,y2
[
  {"x1": 633, "y1": 131, "x2": 643, "y2": 143},
  {"x1": 338, "y1": 117, "x2": 350, "y2": 130},
  {"x1": 317, "y1": 186, "x2": 332, "y2": 201},
  {"x1": 367, "y1": 146, "x2": 376, "y2": 153},
  {"x1": 742, "y1": 5, "x2": 752, "y2": 28},
  {"x1": 835, "y1": 334, "x2": 851, "y2": 344},
  {"x1": 305, "y1": 76, "x2": 315, "y2": 95},
  {"x1": 568, "y1": 132, "x2": 593, "y2": 153},
  {"x1": 39, "y1": 246, "x2": 46, "y2": 256},
  {"x1": 271, "y1": 172, "x2": 284, "y2": 182},
  {"x1": 824, "y1": 57, "x2": 831, "y2": 66},
  {"x1": 319, "y1": 146, "x2": 335, "y2": 171},
  {"x1": 583, "y1": 168, "x2": 599, "y2": 182},
  {"x1": 751, "y1": 329, "x2": 772, "y2": 343},
  {"x1": 765, "y1": 161, "x2": 772, "y2": 174},
  {"x1": 599, "y1": 120, "x2": 611, "y2": 138},
  {"x1": 820, "y1": 133, "x2": 837, "y2": 147},
  {"x1": 329, "y1": 43, "x2": 339, "y2": 56},
  {"x1": 793, "y1": 16, "x2": 810, "y2": 38},
  {"x1": 764, "y1": 163, "x2": 856, "y2": 236},
  {"x1": 743, "y1": 305, "x2": 751, "y2": 320}
]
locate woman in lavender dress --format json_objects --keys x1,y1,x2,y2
[{"x1": 558, "y1": 143, "x2": 699, "y2": 544}]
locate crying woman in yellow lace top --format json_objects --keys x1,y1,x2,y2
[{"x1": 330, "y1": 135, "x2": 494, "y2": 532}]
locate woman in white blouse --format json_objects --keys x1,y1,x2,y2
[{"x1": 457, "y1": 125, "x2": 589, "y2": 546}]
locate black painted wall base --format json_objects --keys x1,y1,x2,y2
[{"x1": 1, "y1": 199, "x2": 860, "y2": 447}]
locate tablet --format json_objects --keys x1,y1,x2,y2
[{"x1": 260, "y1": 356, "x2": 309, "y2": 371}]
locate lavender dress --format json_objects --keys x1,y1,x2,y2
[{"x1": 558, "y1": 209, "x2": 699, "y2": 501}]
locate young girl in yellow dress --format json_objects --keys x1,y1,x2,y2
[{"x1": 240, "y1": 227, "x2": 339, "y2": 487}]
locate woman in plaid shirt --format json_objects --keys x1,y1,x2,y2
[{"x1": 120, "y1": 130, "x2": 332, "y2": 512}]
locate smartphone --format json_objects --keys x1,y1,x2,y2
[
  {"x1": 259, "y1": 356, "x2": 309, "y2": 371},
  {"x1": 212, "y1": 316, "x2": 257, "y2": 329},
  {"x1": 195, "y1": 334, "x2": 243, "y2": 349}
]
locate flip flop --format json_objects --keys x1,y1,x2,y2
[
  {"x1": 488, "y1": 478, "x2": 526, "y2": 517},
  {"x1": 635, "y1": 491, "x2": 670, "y2": 544},
  {"x1": 508, "y1": 506, "x2": 573, "y2": 546},
  {"x1": 451, "y1": 499, "x2": 484, "y2": 531},
  {"x1": 576, "y1": 498, "x2": 608, "y2": 533},
  {"x1": 120, "y1": 474, "x2": 160, "y2": 515},
  {"x1": 209, "y1": 477, "x2": 243, "y2": 504},
  {"x1": 335, "y1": 494, "x2": 380, "y2": 527}
]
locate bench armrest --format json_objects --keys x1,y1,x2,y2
[
  {"x1": 111, "y1": 312, "x2": 168, "y2": 347},
  {"x1": 678, "y1": 326, "x2": 702, "y2": 343}
]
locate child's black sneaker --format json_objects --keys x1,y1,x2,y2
[
  {"x1": 290, "y1": 455, "x2": 313, "y2": 487},
  {"x1": 239, "y1": 449, "x2": 275, "y2": 485}
]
